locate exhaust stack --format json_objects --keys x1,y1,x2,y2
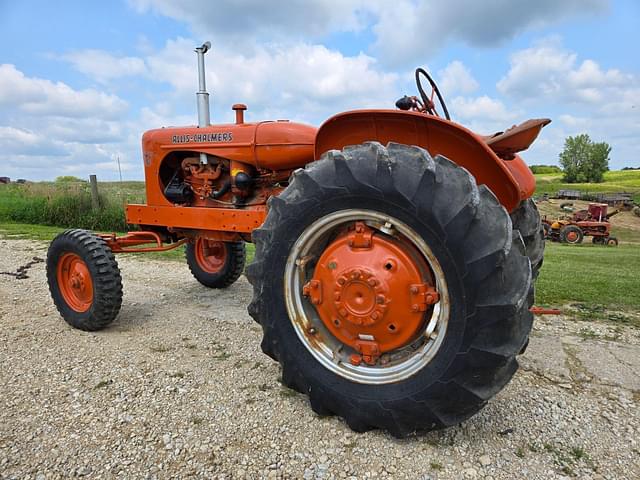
[{"x1": 195, "y1": 42, "x2": 211, "y2": 164}]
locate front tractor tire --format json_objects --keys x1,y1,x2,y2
[
  {"x1": 247, "y1": 142, "x2": 533, "y2": 437},
  {"x1": 47, "y1": 229, "x2": 123, "y2": 331},
  {"x1": 185, "y1": 238, "x2": 245, "y2": 288}
]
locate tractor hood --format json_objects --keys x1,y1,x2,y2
[{"x1": 142, "y1": 120, "x2": 317, "y2": 171}]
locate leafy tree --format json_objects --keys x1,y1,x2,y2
[
  {"x1": 529, "y1": 164, "x2": 562, "y2": 174},
  {"x1": 559, "y1": 134, "x2": 610, "y2": 183},
  {"x1": 55, "y1": 175, "x2": 86, "y2": 183}
]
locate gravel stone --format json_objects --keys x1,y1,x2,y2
[{"x1": 0, "y1": 238, "x2": 639, "y2": 479}]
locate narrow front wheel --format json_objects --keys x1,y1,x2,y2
[
  {"x1": 185, "y1": 238, "x2": 245, "y2": 288},
  {"x1": 47, "y1": 229, "x2": 122, "y2": 331}
]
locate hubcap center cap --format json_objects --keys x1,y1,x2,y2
[
  {"x1": 335, "y1": 269, "x2": 385, "y2": 325},
  {"x1": 302, "y1": 222, "x2": 438, "y2": 359}
]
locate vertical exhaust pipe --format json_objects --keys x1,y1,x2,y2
[{"x1": 195, "y1": 42, "x2": 211, "y2": 164}]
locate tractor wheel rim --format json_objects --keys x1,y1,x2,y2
[
  {"x1": 195, "y1": 238, "x2": 227, "y2": 273},
  {"x1": 567, "y1": 231, "x2": 578, "y2": 242},
  {"x1": 284, "y1": 209, "x2": 450, "y2": 385},
  {"x1": 57, "y1": 252, "x2": 93, "y2": 312}
]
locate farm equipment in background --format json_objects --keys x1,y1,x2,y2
[
  {"x1": 46, "y1": 42, "x2": 550, "y2": 437},
  {"x1": 543, "y1": 202, "x2": 619, "y2": 245}
]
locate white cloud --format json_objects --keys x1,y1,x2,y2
[
  {"x1": 0, "y1": 126, "x2": 67, "y2": 156},
  {"x1": 0, "y1": 65, "x2": 135, "y2": 181},
  {"x1": 128, "y1": 0, "x2": 608, "y2": 67},
  {"x1": 495, "y1": 39, "x2": 640, "y2": 168},
  {"x1": 62, "y1": 50, "x2": 147, "y2": 83},
  {"x1": 370, "y1": 0, "x2": 607, "y2": 66},
  {"x1": 497, "y1": 38, "x2": 636, "y2": 106},
  {"x1": 0, "y1": 64, "x2": 127, "y2": 119},
  {"x1": 449, "y1": 95, "x2": 520, "y2": 134},
  {"x1": 438, "y1": 61, "x2": 478, "y2": 95},
  {"x1": 129, "y1": 0, "x2": 366, "y2": 46},
  {"x1": 129, "y1": 37, "x2": 400, "y2": 125}
]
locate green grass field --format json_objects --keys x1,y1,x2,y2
[
  {"x1": 534, "y1": 169, "x2": 640, "y2": 203},
  {"x1": 537, "y1": 243, "x2": 640, "y2": 313}
]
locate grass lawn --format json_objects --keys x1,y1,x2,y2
[{"x1": 537, "y1": 243, "x2": 640, "y2": 312}]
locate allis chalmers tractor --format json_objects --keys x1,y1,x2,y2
[
  {"x1": 543, "y1": 202, "x2": 619, "y2": 245},
  {"x1": 46, "y1": 43, "x2": 549, "y2": 437}
]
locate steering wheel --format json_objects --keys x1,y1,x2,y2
[{"x1": 415, "y1": 68, "x2": 450, "y2": 120}]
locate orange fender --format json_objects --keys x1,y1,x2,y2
[{"x1": 315, "y1": 110, "x2": 536, "y2": 212}]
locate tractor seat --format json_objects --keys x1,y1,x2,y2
[{"x1": 480, "y1": 118, "x2": 551, "y2": 159}]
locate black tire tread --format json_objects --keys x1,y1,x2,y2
[
  {"x1": 46, "y1": 229, "x2": 122, "y2": 331},
  {"x1": 247, "y1": 142, "x2": 533, "y2": 437},
  {"x1": 510, "y1": 198, "x2": 545, "y2": 279}
]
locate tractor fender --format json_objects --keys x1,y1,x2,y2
[{"x1": 314, "y1": 110, "x2": 535, "y2": 212}]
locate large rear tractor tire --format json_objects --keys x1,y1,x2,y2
[
  {"x1": 247, "y1": 142, "x2": 533, "y2": 437},
  {"x1": 185, "y1": 238, "x2": 245, "y2": 288},
  {"x1": 560, "y1": 225, "x2": 583, "y2": 244},
  {"x1": 47, "y1": 229, "x2": 123, "y2": 331}
]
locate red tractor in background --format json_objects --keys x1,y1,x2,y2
[
  {"x1": 543, "y1": 202, "x2": 619, "y2": 245},
  {"x1": 46, "y1": 42, "x2": 549, "y2": 437}
]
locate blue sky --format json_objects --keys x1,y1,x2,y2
[{"x1": 0, "y1": 0, "x2": 638, "y2": 180}]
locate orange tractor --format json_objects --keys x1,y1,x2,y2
[
  {"x1": 47, "y1": 42, "x2": 549, "y2": 437},
  {"x1": 543, "y1": 202, "x2": 619, "y2": 245}
]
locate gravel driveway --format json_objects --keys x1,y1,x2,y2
[{"x1": 1, "y1": 239, "x2": 638, "y2": 479}]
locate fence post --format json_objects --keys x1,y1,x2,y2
[{"x1": 89, "y1": 174, "x2": 100, "y2": 210}]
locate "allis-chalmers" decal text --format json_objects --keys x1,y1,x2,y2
[{"x1": 171, "y1": 132, "x2": 233, "y2": 143}]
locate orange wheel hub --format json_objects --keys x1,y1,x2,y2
[
  {"x1": 567, "y1": 231, "x2": 578, "y2": 242},
  {"x1": 57, "y1": 253, "x2": 93, "y2": 312},
  {"x1": 303, "y1": 223, "x2": 438, "y2": 364},
  {"x1": 195, "y1": 238, "x2": 227, "y2": 273}
]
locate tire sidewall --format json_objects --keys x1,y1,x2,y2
[{"x1": 47, "y1": 234, "x2": 99, "y2": 328}]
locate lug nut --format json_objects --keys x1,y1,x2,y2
[{"x1": 349, "y1": 354, "x2": 362, "y2": 366}]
